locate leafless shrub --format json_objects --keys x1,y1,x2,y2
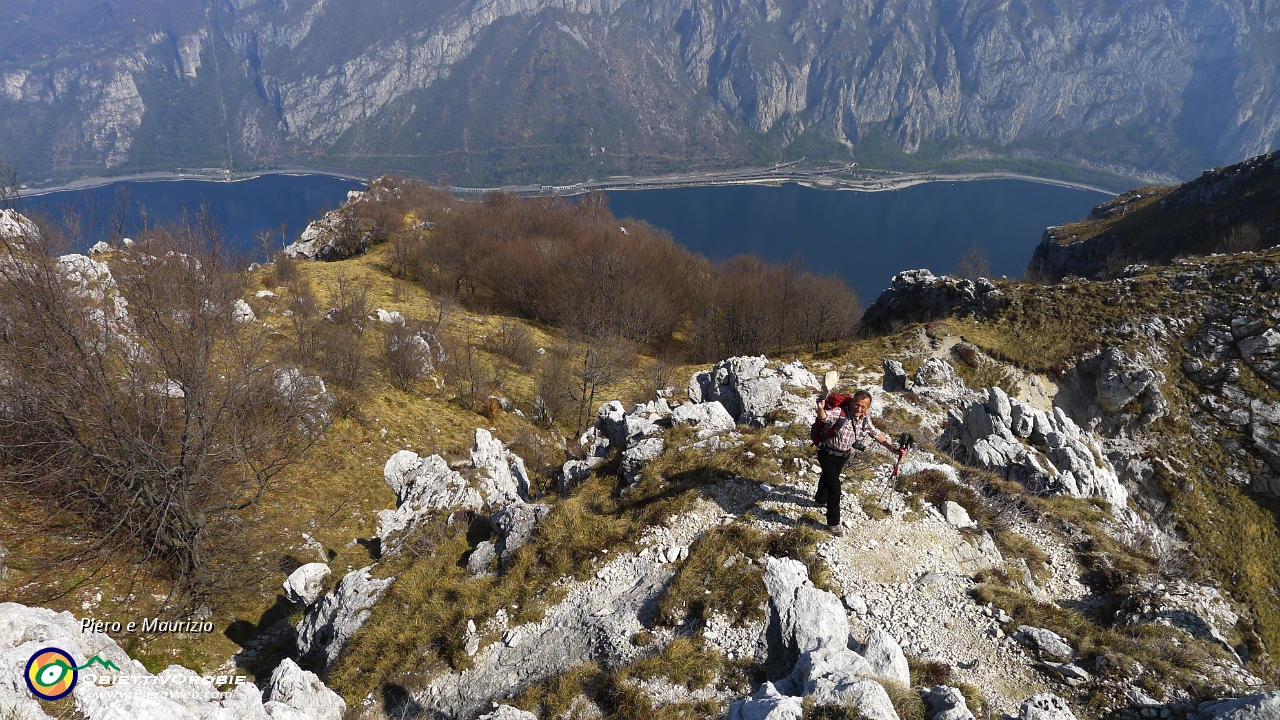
[
  {"x1": 287, "y1": 276, "x2": 322, "y2": 364},
  {"x1": 1222, "y1": 223, "x2": 1262, "y2": 253},
  {"x1": 272, "y1": 252, "x2": 300, "y2": 287},
  {"x1": 357, "y1": 200, "x2": 405, "y2": 247},
  {"x1": 537, "y1": 334, "x2": 635, "y2": 434},
  {"x1": 322, "y1": 209, "x2": 373, "y2": 260},
  {"x1": 363, "y1": 185, "x2": 864, "y2": 357},
  {"x1": 955, "y1": 242, "x2": 993, "y2": 280},
  {"x1": 314, "y1": 270, "x2": 372, "y2": 414},
  {"x1": 794, "y1": 272, "x2": 863, "y2": 351},
  {"x1": 324, "y1": 269, "x2": 371, "y2": 331},
  {"x1": 383, "y1": 322, "x2": 434, "y2": 392},
  {"x1": 439, "y1": 331, "x2": 493, "y2": 411},
  {"x1": 484, "y1": 318, "x2": 536, "y2": 371},
  {"x1": 646, "y1": 348, "x2": 683, "y2": 400},
  {"x1": 389, "y1": 231, "x2": 417, "y2": 280},
  {"x1": 0, "y1": 214, "x2": 324, "y2": 589}
]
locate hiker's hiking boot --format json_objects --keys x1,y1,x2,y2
[{"x1": 827, "y1": 524, "x2": 843, "y2": 537}]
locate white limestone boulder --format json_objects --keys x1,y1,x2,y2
[
  {"x1": 925, "y1": 685, "x2": 976, "y2": 720},
  {"x1": 470, "y1": 429, "x2": 531, "y2": 508},
  {"x1": 727, "y1": 682, "x2": 804, "y2": 720},
  {"x1": 761, "y1": 556, "x2": 848, "y2": 677},
  {"x1": 378, "y1": 452, "x2": 483, "y2": 555},
  {"x1": 670, "y1": 401, "x2": 736, "y2": 437},
  {"x1": 1019, "y1": 693, "x2": 1078, "y2": 720},
  {"x1": 283, "y1": 563, "x2": 331, "y2": 607},
  {"x1": 264, "y1": 658, "x2": 346, "y2": 720},
  {"x1": 296, "y1": 567, "x2": 394, "y2": 672}
]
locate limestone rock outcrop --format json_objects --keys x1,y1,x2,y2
[
  {"x1": 470, "y1": 429, "x2": 532, "y2": 507},
  {"x1": 0, "y1": 602, "x2": 344, "y2": 720},
  {"x1": 761, "y1": 556, "x2": 849, "y2": 677},
  {"x1": 925, "y1": 685, "x2": 976, "y2": 720},
  {"x1": 856, "y1": 629, "x2": 911, "y2": 687},
  {"x1": 263, "y1": 658, "x2": 347, "y2": 720},
  {"x1": 296, "y1": 566, "x2": 394, "y2": 673},
  {"x1": 942, "y1": 387, "x2": 1129, "y2": 510},
  {"x1": 670, "y1": 401, "x2": 737, "y2": 437},
  {"x1": 415, "y1": 552, "x2": 676, "y2": 719},
  {"x1": 690, "y1": 356, "x2": 783, "y2": 425},
  {"x1": 282, "y1": 208, "x2": 370, "y2": 261},
  {"x1": 1198, "y1": 691, "x2": 1280, "y2": 720},
  {"x1": 862, "y1": 271, "x2": 1006, "y2": 335},
  {"x1": 1019, "y1": 693, "x2": 1078, "y2": 720},
  {"x1": 1014, "y1": 625, "x2": 1074, "y2": 661},
  {"x1": 283, "y1": 563, "x2": 331, "y2": 607},
  {"x1": 491, "y1": 503, "x2": 553, "y2": 566},
  {"x1": 746, "y1": 556, "x2": 903, "y2": 720},
  {"x1": 379, "y1": 452, "x2": 483, "y2": 554}
]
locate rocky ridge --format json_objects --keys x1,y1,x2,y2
[
  {"x1": 291, "y1": 348, "x2": 1268, "y2": 718},
  {"x1": 4, "y1": 340, "x2": 1275, "y2": 719},
  {"x1": 1028, "y1": 150, "x2": 1280, "y2": 281},
  {"x1": 6, "y1": 213, "x2": 1280, "y2": 719}
]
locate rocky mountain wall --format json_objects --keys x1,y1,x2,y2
[{"x1": 3, "y1": 0, "x2": 1280, "y2": 181}]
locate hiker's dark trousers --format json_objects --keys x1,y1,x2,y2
[{"x1": 814, "y1": 448, "x2": 851, "y2": 527}]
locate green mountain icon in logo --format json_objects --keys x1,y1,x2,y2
[{"x1": 75, "y1": 656, "x2": 121, "y2": 672}]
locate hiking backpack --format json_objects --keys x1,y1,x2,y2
[{"x1": 810, "y1": 393, "x2": 853, "y2": 448}]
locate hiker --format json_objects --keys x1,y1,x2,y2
[{"x1": 813, "y1": 389, "x2": 906, "y2": 536}]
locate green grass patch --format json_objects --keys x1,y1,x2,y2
[
  {"x1": 515, "y1": 650, "x2": 743, "y2": 720},
  {"x1": 658, "y1": 524, "x2": 832, "y2": 629},
  {"x1": 948, "y1": 343, "x2": 1018, "y2": 396},
  {"x1": 880, "y1": 680, "x2": 925, "y2": 720}
]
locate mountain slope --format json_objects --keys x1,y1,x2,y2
[
  {"x1": 1027, "y1": 150, "x2": 1280, "y2": 281},
  {"x1": 6, "y1": 182, "x2": 1280, "y2": 718},
  {"x1": 2, "y1": 0, "x2": 1280, "y2": 185}
]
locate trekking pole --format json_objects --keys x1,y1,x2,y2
[{"x1": 878, "y1": 433, "x2": 915, "y2": 509}]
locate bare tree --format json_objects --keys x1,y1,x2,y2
[
  {"x1": 794, "y1": 272, "x2": 862, "y2": 351},
  {"x1": 383, "y1": 322, "x2": 433, "y2": 392},
  {"x1": 1222, "y1": 223, "x2": 1262, "y2": 253},
  {"x1": 575, "y1": 189, "x2": 610, "y2": 222},
  {"x1": 567, "y1": 335, "x2": 635, "y2": 433},
  {"x1": 439, "y1": 330, "x2": 492, "y2": 411},
  {"x1": 646, "y1": 348, "x2": 683, "y2": 399},
  {"x1": 955, "y1": 242, "x2": 993, "y2": 280},
  {"x1": 0, "y1": 214, "x2": 326, "y2": 588},
  {"x1": 287, "y1": 276, "x2": 322, "y2": 364},
  {"x1": 316, "y1": 270, "x2": 372, "y2": 414}
]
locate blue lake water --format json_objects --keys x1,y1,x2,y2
[
  {"x1": 605, "y1": 180, "x2": 1112, "y2": 299},
  {"x1": 20, "y1": 174, "x2": 365, "y2": 260},
  {"x1": 22, "y1": 174, "x2": 1111, "y2": 298}
]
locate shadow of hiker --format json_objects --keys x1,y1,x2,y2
[{"x1": 224, "y1": 594, "x2": 299, "y2": 679}]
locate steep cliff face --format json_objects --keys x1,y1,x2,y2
[{"x1": 2, "y1": 0, "x2": 1279, "y2": 183}]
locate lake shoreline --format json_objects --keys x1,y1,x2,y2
[
  {"x1": 19, "y1": 165, "x2": 1119, "y2": 200},
  {"x1": 17, "y1": 168, "x2": 370, "y2": 198}
]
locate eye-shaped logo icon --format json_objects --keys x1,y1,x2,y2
[{"x1": 25, "y1": 648, "x2": 78, "y2": 701}]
